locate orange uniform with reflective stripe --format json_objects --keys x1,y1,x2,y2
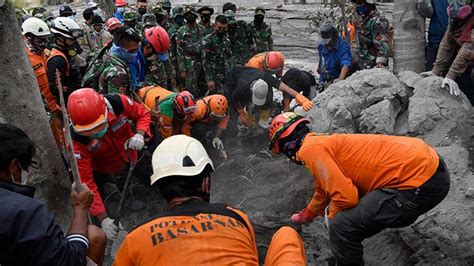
[
  {"x1": 27, "y1": 49, "x2": 59, "y2": 112},
  {"x1": 113, "y1": 207, "x2": 259, "y2": 265},
  {"x1": 182, "y1": 95, "x2": 229, "y2": 136},
  {"x1": 246, "y1": 52, "x2": 267, "y2": 70},
  {"x1": 296, "y1": 133, "x2": 439, "y2": 219}
]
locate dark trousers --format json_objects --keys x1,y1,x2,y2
[
  {"x1": 425, "y1": 44, "x2": 440, "y2": 71},
  {"x1": 329, "y1": 158, "x2": 450, "y2": 265}
]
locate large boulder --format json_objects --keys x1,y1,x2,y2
[{"x1": 307, "y1": 69, "x2": 408, "y2": 134}]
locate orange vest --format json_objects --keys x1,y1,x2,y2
[
  {"x1": 297, "y1": 134, "x2": 439, "y2": 219},
  {"x1": 27, "y1": 49, "x2": 59, "y2": 112},
  {"x1": 138, "y1": 86, "x2": 173, "y2": 111},
  {"x1": 246, "y1": 52, "x2": 267, "y2": 70},
  {"x1": 114, "y1": 203, "x2": 259, "y2": 265},
  {"x1": 46, "y1": 48, "x2": 70, "y2": 76}
]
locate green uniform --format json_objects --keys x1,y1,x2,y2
[
  {"x1": 249, "y1": 21, "x2": 273, "y2": 53},
  {"x1": 199, "y1": 21, "x2": 214, "y2": 36},
  {"x1": 146, "y1": 59, "x2": 174, "y2": 89},
  {"x1": 202, "y1": 31, "x2": 233, "y2": 90},
  {"x1": 356, "y1": 9, "x2": 390, "y2": 69},
  {"x1": 176, "y1": 23, "x2": 207, "y2": 96},
  {"x1": 98, "y1": 55, "x2": 131, "y2": 95},
  {"x1": 225, "y1": 10, "x2": 257, "y2": 65}
]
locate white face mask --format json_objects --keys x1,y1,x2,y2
[{"x1": 11, "y1": 163, "x2": 29, "y2": 185}]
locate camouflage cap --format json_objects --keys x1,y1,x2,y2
[
  {"x1": 254, "y1": 6, "x2": 265, "y2": 16},
  {"x1": 161, "y1": 0, "x2": 172, "y2": 9},
  {"x1": 142, "y1": 13, "x2": 157, "y2": 26},
  {"x1": 172, "y1": 6, "x2": 184, "y2": 19},
  {"x1": 183, "y1": 5, "x2": 199, "y2": 17},
  {"x1": 123, "y1": 10, "x2": 137, "y2": 21},
  {"x1": 152, "y1": 6, "x2": 168, "y2": 17},
  {"x1": 224, "y1": 10, "x2": 236, "y2": 24}
]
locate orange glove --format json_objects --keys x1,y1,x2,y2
[
  {"x1": 238, "y1": 108, "x2": 250, "y2": 127},
  {"x1": 291, "y1": 208, "x2": 317, "y2": 224},
  {"x1": 294, "y1": 94, "x2": 313, "y2": 111}
]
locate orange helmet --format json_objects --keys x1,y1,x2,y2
[
  {"x1": 207, "y1": 95, "x2": 228, "y2": 118},
  {"x1": 115, "y1": 0, "x2": 126, "y2": 7},
  {"x1": 67, "y1": 88, "x2": 107, "y2": 133},
  {"x1": 268, "y1": 112, "x2": 309, "y2": 154},
  {"x1": 264, "y1": 51, "x2": 285, "y2": 72}
]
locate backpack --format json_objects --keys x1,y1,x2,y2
[{"x1": 81, "y1": 41, "x2": 113, "y2": 90}]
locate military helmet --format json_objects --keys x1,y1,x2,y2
[
  {"x1": 183, "y1": 5, "x2": 199, "y2": 17},
  {"x1": 142, "y1": 13, "x2": 158, "y2": 26},
  {"x1": 153, "y1": 6, "x2": 168, "y2": 18},
  {"x1": 172, "y1": 6, "x2": 184, "y2": 19},
  {"x1": 224, "y1": 10, "x2": 236, "y2": 24},
  {"x1": 123, "y1": 10, "x2": 137, "y2": 22},
  {"x1": 255, "y1": 6, "x2": 266, "y2": 16},
  {"x1": 161, "y1": 0, "x2": 172, "y2": 9}
]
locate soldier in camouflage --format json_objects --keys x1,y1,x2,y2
[
  {"x1": 202, "y1": 14, "x2": 233, "y2": 94},
  {"x1": 224, "y1": 10, "x2": 257, "y2": 65},
  {"x1": 249, "y1": 7, "x2": 273, "y2": 53},
  {"x1": 123, "y1": 10, "x2": 139, "y2": 31},
  {"x1": 176, "y1": 5, "x2": 207, "y2": 96},
  {"x1": 352, "y1": 0, "x2": 389, "y2": 69},
  {"x1": 168, "y1": 6, "x2": 185, "y2": 90},
  {"x1": 197, "y1": 6, "x2": 214, "y2": 36}
]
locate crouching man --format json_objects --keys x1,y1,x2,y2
[
  {"x1": 114, "y1": 135, "x2": 307, "y2": 265},
  {"x1": 268, "y1": 112, "x2": 450, "y2": 265}
]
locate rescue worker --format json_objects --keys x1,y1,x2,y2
[
  {"x1": 317, "y1": 21, "x2": 352, "y2": 83},
  {"x1": 47, "y1": 17, "x2": 84, "y2": 103},
  {"x1": 138, "y1": 86, "x2": 197, "y2": 139},
  {"x1": 95, "y1": 27, "x2": 141, "y2": 94},
  {"x1": 197, "y1": 6, "x2": 214, "y2": 36},
  {"x1": 280, "y1": 68, "x2": 317, "y2": 111},
  {"x1": 224, "y1": 66, "x2": 313, "y2": 129},
  {"x1": 176, "y1": 5, "x2": 207, "y2": 97},
  {"x1": 246, "y1": 51, "x2": 285, "y2": 78},
  {"x1": 224, "y1": 10, "x2": 257, "y2": 65},
  {"x1": 81, "y1": 15, "x2": 112, "y2": 64},
  {"x1": 0, "y1": 124, "x2": 107, "y2": 265},
  {"x1": 352, "y1": 0, "x2": 390, "y2": 69},
  {"x1": 67, "y1": 88, "x2": 152, "y2": 242},
  {"x1": 182, "y1": 94, "x2": 230, "y2": 152},
  {"x1": 268, "y1": 112, "x2": 450, "y2": 265},
  {"x1": 421, "y1": 0, "x2": 473, "y2": 105},
  {"x1": 106, "y1": 17, "x2": 122, "y2": 35},
  {"x1": 202, "y1": 15, "x2": 233, "y2": 94},
  {"x1": 123, "y1": 10, "x2": 139, "y2": 30},
  {"x1": 114, "y1": 134, "x2": 307, "y2": 265},
  {"x1": 22, "y1": 18, "x2": 65, "y2": 152},
  {"x1": 113, "y1": 0, "x2": 126, "y2": 24},
  {"x1": 249, "y1": 7, "x2": 274, "y2": 53}
]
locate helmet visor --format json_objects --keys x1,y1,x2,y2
[
  {"x1": 210, "y1": 111, "x2": 227, "y2": 119},
  {"x1": 71, "y1": 107, "x2": 108, "y2": 132},
  {"x1": 182, "y1": 105, "x2": 197, "y2": 114}
]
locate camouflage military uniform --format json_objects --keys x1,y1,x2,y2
[
  {"x1": 355, "y1": 9, "x2": 389, "y2": 69},
  {"x1": 176, "y1": 8, "x2": 207, "y2": 96},
  {"x1": 123, "y1": 10, "x2": 139, "y2": 31},
  {"x1": 224, "y1": 10, "x2": 257, "y2": 66},
  {"x1": 249, "y1": 21, "x2": 273, "y2": 53},
  {"x1": 98, "y1": 55, "x2": 132, "y2": 95},
  {"x1": 199, "y1": 21, "x2": 214, "y2": 36},
  {"x1": 202, "y1": 31, "x2": 233, "y2": 91}
]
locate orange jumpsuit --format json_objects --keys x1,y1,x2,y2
[
  {"x1": 181, "y1": 95, "x2": 229, "y2": 136},
  {"x1": 114, "y1": 202, "x2": 306, "y2": 265},
  {"x1": 296, "y1": 133, "x2": 439, "y2": 219}
]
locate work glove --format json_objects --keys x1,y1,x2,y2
[
  {"x1": 101, "y1": 217, "x2": 120, "y2": 241},
  {"x1": 212, "y1": 137, "x2": 224, "y2": 150},
  {"x1": 238, "y1": 108, "x2": 250, "y2": 127},
  {"x1": 294, "y1": 94, "x2": 313, "y2": 111},
  {"x1": 442, "y1": 77, "x2": 461, "y2": 96},
  {"x1": 420, "y1": 71, "x2": 437, "y2": 77},
  {"x1": 126, "y1": 133, "x2": 145, "y2": 150},
  {"x1": 291, "y1": 208, "x2": 317, "y2": 224}
]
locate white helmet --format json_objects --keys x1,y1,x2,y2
[
  {"x1": 150, "y1": 135, "x2": 214, "y2": 185},
  {"x1": 51, "y1": 17, "x2": 83, "y2": 39},
  {"x1": 251, "y1": 78, "x2": 268, "y2": 106},
  {"x1": 21, "y1": 17, "x2": 51, "y2": 37}
]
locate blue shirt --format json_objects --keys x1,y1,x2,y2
[
  {"x1": 317, "y1": 36, "x2": 352, "y2": 82},
  {"x1": 428, "y1": 0, "x2": 449, "y2": 46}
]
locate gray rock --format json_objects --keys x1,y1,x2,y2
[
  {"x1": 408, "y1": 76, "x2": 472, "y2": 137},
  {"x1": 307, "y1": 68, "x2": 408, "y2": 134}
]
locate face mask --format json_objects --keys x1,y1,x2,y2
[
  {"x1": 138, "y1": 8, "x2": 147, "y2": 15},
  {"x1": 254, "y1": 15, "x2": 264, "y2": 26},
  {"x1": 185, "y1": 16, "x2": 197, "y2": 24},
  {"x1": 90, "y1": 123, "x2": 108, "y2": 138},
  {"x1": 216, "y1": 29, "x2": 226, "y2": 37},
  {"x1": 11, "y1": 162, "x2": 29, "y2": 185},
  {"x1": 111, "y1": 43, "x2": 138, "y2": 63},
  {"x1": 117, "y1": 7, "x2": 124, "y2": 13},
  {"x1": 175, "y1": 16, "x2": 184, "y2": 26},
  {"x1": 356, "y1": 5, "x2": 370, "y2": 16},
  {"x1": 201, "y1": 14, "x2": 211, "y2": 23}
]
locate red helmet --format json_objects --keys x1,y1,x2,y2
[
  {"x1": 67, "y1": 88, "x2": 107, "y2": 132},
  {"x1": 115, "y1": 0, "x2": 126, "y2": 7},
  {"x1": 106, "y1": 18, "x2": 122, "y2": 32},
  {"x1": 174, "y1": 91, "x2": 196, "y2": 115},
  {"x1": 268, "y1": 112, "x2": 309, "y2": 154},
  {"x1": 264, "y1": 51, "x2": 285, "y2": 72},
  {"x1": 144, "y1": 26, "x2": 170, "y2": 53}
]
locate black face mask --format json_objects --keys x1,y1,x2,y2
[
  {"x1": 201, "y1": 14, "x2": 211, "y2": 24},
  {"x1": 138, "y1": 8, "x2": 147, "y2": 15},
  {"x1": 216, "y1": 29, "x2": 226, "y2": 37},
  {"x1": 185, "y1": 15, "x2": 197, "y2": 24},
  {"x1": 254, "y1": 15, "x2": 264, "y2": 26}
]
